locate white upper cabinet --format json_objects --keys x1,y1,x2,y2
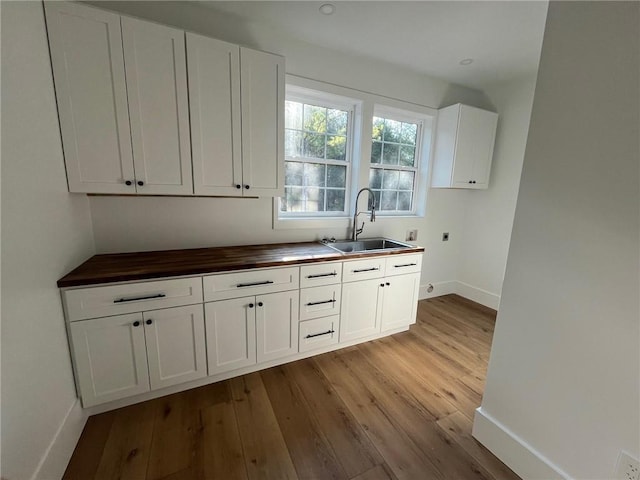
[
  {"x1": 188, "y1": 35, "x2": 285, "y2": 197},
  {"x1": 431, "y1": 104, "x2": 498, "y2": 189},
  {"x1": 122, "y1": 18, "x2": 193, "y2": 195},
  {"x1": 187, "y1": 33, "x2": 242, "y2": 196},
  {"x1": 45, "y1": 2, "x2": 135, "y2": 194}
]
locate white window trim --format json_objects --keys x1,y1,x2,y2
[{"x1": 273, "y1": 75, "x2": 436, "y2": 230}]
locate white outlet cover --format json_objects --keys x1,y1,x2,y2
[{"x1": 615, "y1": 451, "x2": 640, "y2": 480}]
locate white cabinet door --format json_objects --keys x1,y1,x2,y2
[
  {"x1": 240, "y1": 48, "x2": 284, "y2": 197},
  {"x1": 205, "y1": 297, "x2": 256, "y2": 375},
  {"x1": 340, "y1": 278, "x2": 383, "y2": 342},
  {"x1": 380, "y1": 273, "x2": 421, "y2": 332},
  {"x1": 143, "y1": 305, "x2": 207, "y2": 390},
  {"x1": 45, "y1": 2, "x2": 135, "y2": 194},
  {"x1": 70, "y1": 313, "x2": 149, "y2": 407},
  {"x1": 256, "y1": 291, "x2": 299, "y2": 363},
  {"x1": 122, "y1": 17, "x2": 193, "y2": 195},
  {"x1": 187, "y1": 33, "x2": 242, "y2": 196}
]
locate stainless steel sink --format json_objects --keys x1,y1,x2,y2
[{"x1": 323, "y1": 237, "x2": 414, "y2": 253}]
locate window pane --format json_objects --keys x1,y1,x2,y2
[
  {"x1": 285, "y1": 101, "x2": 303, "y2": 130},
  {"x1": 326, "y1": 135, "x2": 346, "y2": 160},
  {"x1": 326, "y1": 189, "x2": 346, "y2": 211},
  {"x1": 371, "y1": 190, "x2": 381, "y2": 210},
  {"x1": 382, "y1": 169, "x2": 399, "y2": 189},
  {"x1": 369, "y1": 168, "x2": 382, "y2": 189},
  {"x1": 398, "y1": 170, "x2": 415, "y2": 190},
  {"x1": 327, "y1": 165, "x2": 346, "y2": 188},
  {"x1": 371, "y1": 141, "x2": 382, "y2": 164},
  {"x1": 381, "y1": 190, "x2": 398, "y2": 210},
  {"x1": 327, "y1": 108, "x2": 348, "y2": 134},
  {"x1": 305, "y1": 187, "x2": 325, "y2": 212},
  {"x1": 372, "y1": 117, "x2": 384, "y2": 141},
  {"x1": 382, "y1": 143, "x2": 399, "y2": 165},
  {"x1": 399, "y1": 145, "x2": 416, "y2": 167},
  {"x1": 285, "y1": 161, "x2": 303, "y2": 186},
  {"x1": 383, "y1": 119, "x2": 402, "y2": 143},
  {"x1": 400, "y1": 122, "x2": 417, "y2": 145},
  {"x1": 282, "y1": 187, "x2": 303, "y2": 212},
  {"x1": 303, "y1": 104, "x2": 326, "y2": 133},
  {"x1": 285, "y1": 129, "x2": 303, "y2": 158},
  {"x1": 398, "y1": 191, "x2": 412, "y2": 211},
  {"x1": 303, "y1": 133, "x2": 325, "y2": 159},
  {"x1": 303, "y1": 162, "x2": 326, "y2": 187}
]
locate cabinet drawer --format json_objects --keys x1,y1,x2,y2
[
  {"x1": 342, "y1": 257, "x2": 385, "y2": 282},
  {"x1": 300, "y1": 284, "x2": 341, "y2": 321},
  {"x1": 299, "y1": 316, "x2": 339, "y2": 353},
  {"x1": 64, "y1": 277, "x2": 203, "y2": 321},
  {"x1": 203, "y1": 267, "x2": 299, "y2": 302},
  {"x1": 299, "y1": 262, "x2": 342, "y2": 288},
  {"x1": 384, "y1": 253, "x2": 423, "y2": 276}
]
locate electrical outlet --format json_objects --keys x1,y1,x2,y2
[
  {"x1": 406, "y1": 229, "x2": 418, "y2": 241},
  {"x1": 442, "y1": 232, "x2": 449, "y2": 241},
  {"x1": 615, "y1": 452, "x2": 640, "y2": 480}
]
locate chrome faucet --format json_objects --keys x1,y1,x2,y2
[{"x1": 352, "y1": 187, "x2": 376, "y2": 241}]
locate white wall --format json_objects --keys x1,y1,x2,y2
[
  {"x1": 84, "y1": 0, "x2": 491, "y2": 293},
  {"x1": 475, "y1": 2, "x2": 639, "y2": 478},
  {"x1": 456, "y1": 75, "x2": 537, "y2": 309},
  {"x1": 0, "y1": 2, "x2": 96, "y2": 479}
]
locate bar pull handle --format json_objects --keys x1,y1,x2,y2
[
  {"x1": 114, "y1": 293, "x2": 166, "y2": 303},
  {"x1": 305, "y1": 329, "x2": 335, "y2": 339},
  {"x1": 393, "y1": 263, "x2": 417, "y2": 268},
  {"x1": 236, "y1": 280, "x2": 274, "y2": 288},
  {"x1": 353, "y1": 267, "x2": 379, "y2": 273},
  {"x1": 306, "y1": 272, "x2": 338, "y2": 279},
  {"x1": 306, "y1": 299, "x2": 336, "y2": 306}
]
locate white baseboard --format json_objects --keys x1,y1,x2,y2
[
  {"x1": 32, "y1": 399, "x2": 88, "y2": 480},
  {"x1": 419, "y1": 280, "x2": 456, "y2": 300},
  {"x1": 472, "y1": 407, "x2": 570, "y2": 479},
  {"x1": 455, "y1": 281, "x2": 501, "y2": 310}
]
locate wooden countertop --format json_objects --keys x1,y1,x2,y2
[{"x1": 57, "y1": 241, "x2": 425, "y2": 288}]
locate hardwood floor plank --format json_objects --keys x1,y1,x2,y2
[
  {"x1": 261, "y1": 365, "x2": 347, "y2": 480},
  {"x1": 93, "y1": 402, "x2": 155, "y2": 480},
  {"x1": 229, "y1": 373, "x2": 298, "y2": 480},
  {"x1": 63, "y1": 411, "x2": 116, "y2": 480},
  {"x1": 350, "y1": 463, "x2": 398, "y2": 480},
  {"x1": 285, "y1": 359, "x2": 384, "y2": 478},
  {"x1": 437, "y1": 411, "x2": 520, "y2": 480}
]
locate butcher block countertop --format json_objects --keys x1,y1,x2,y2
[{"x1": 57, "y1": 241, "x2": 425, "y2": 288}]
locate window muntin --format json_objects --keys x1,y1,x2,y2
[
  {"x1": 281, "y1": 98, "x2": 352, "y2": 215},
  {"x1": 369, "y1": 115, "x2": 421, "y2": 213}
]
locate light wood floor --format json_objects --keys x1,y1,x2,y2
[{"x1": 64, "y1": 294, "x2": 519, "y2": 480}]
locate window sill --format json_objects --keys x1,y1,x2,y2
[{"x1": 273, "y1": 215, "x2": 351, "y2": 230}]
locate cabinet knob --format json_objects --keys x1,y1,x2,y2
[
  {"x1": 125, "y1": 180, "x2": 133, "y2": 186},
  {"x1": 137, "y1": 180, "x2": 144, "y2": 186},
  {"x1": 249, "y1": 303, "x2": 254, "y2": 308},
  {"x1": 236, "y1": 184, "x2": 241, "y2": 189},
  {"x1": 380, "y1": 283, "x2": 385, "y2": 287},
  {"x1": 145, "y1": 319, "x2": 152, "y2": 325},
  {"x1": 244, "y1": 185, "x2": 250, "y2": 190},
  {"x1": 472, "y1": 180, "x2": 477, "y2": 184},
  {"x1": 386, "y1": 282, "x2": 390, "y2": 286},
  {"x1": 133, "y1": 321, "x2": 140, "y2": 327},
  {"x1": 258, "y1": 302, "x2": 263, "y2": 307},
  {"x1": 468, "y1": 180, "x2": 473, "y2": 184}
]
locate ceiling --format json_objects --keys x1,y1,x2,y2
[{"x1": 196, "y1": 1, "x2": 548, "y2": 90}]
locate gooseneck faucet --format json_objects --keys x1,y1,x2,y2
[{"x1": 352, "y1": 187, "x2": 376, "y2": 241}]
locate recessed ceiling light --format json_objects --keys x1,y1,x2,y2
[
  {"x1": 459, "y1": 58, "x2": 474, "y2": 66},
  {"x1": 319, "y1": 3, "x2": 335, "y2": 15}
]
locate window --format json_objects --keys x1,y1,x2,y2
[
  {"x1": 280, "y1": 91, "x2": 354, "y2": 216},
  {"x1": 369, "y1": 111, "x2": 422, "y2": 213}
]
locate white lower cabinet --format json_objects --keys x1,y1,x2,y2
[
  {"x1": 380, "y1": 272, "x2": 421, "y2": 332},
  {"x1": 70, "y1": 313, "x2": 150, "y2": 407},
  {"x1": 205, "y1": 290, "x2": 298, "y2": 375},
  {"x1": 299, "y1": 315, "x2": 340, "y2": 353},
  {"x1": 340, "y1": 278, "x2": 383, "y2": 342}
]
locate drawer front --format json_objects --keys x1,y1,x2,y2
[
  {"x1": 203, "y1": 266, "x2": 299, "y2": 302},
  {"x1": 299, "y1": 284, "x2": 341, "y2": 321},
  {"x1": 64, "y1": 277, "x2": 204, "y2": 321},
  {"x1": 384, "y1": 253, "x2": 423, "y2": 276},
  {"x1": 299, "y1": 262, "x2": 342, "y2": 288},
  {"x1": 299, "y1": 316, "x2": 340, "y2": 353},
  {"x1": 342, "y1": 257, "x2": 386, "y2": 282}
]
